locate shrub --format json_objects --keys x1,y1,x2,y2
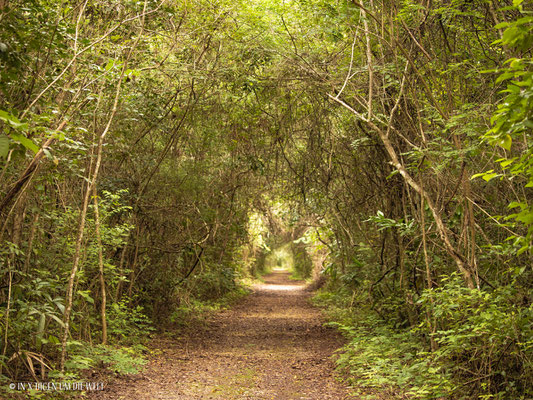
[
  {"x1": 418, "y1": 273, "x2": 533, "y2": 399},
  {"x1": 106, "y1": 299, "x2": 154, "y2": 344}
]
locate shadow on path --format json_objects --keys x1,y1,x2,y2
[{"x1": 90, "y1": 271, "x2": 356, "y2": 399}]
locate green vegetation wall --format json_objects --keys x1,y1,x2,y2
[
  {"x1": 0, "y1": 0, "x2": 272, "y2": 377},
  {"x1": 0, "y1": 0, "x2": 531, "y2": 398}
]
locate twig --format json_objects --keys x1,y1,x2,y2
[{"x1": 335, "y1": 26, "x2": 360, "y2": 99}]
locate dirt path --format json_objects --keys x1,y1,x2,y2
[{"x1": 91, "y1": 271, "x2": 356, "y2": 399}]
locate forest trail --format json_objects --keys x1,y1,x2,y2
[{"x1": 90, "y1": 271, "x2": 357, "y2": 399}]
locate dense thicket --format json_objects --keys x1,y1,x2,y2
[{"x1": 0, "y1": 0, "x2": 531, "y2": 398}]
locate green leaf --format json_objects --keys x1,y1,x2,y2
[
  {"x1": 496, "y1": 71, "x2": 515, "y2": 83},
  {"x1": 105, "y1": 60, "x2": 115, "y2": 71},
  {"x1": 508, "y1": 201, "x2": 524, "y2": 209},
  {"x1": 48, "y1": 335, "x2": 60, "y2": 345},
  {"x1": 494, "y1": 22, "x2": 510, "y2": 30},
  {"x1": 386, "y1": 169, "x2": 399, "y2": 179},
  {"x1": 49, "y1": 314, "x2": 65, "y2": 327},
  {"x1": 499, "y1": 134, "x2": 512, "y2": 151},
  {"x1": 516, "y1": 210, "x2": 533, "y2": 225},
  {"x1": 10, "y1": 133, "x2": 39, "y2": 154},
  {"x1": 499, "y1": 158, "x2": 516, "y2": 168},
  {"x1": 0, "y1": 110, "x2": 28, "y2": 130},
  {"x1": 0, "y1": 134, "x2": 9, "y2": 158},
  {"x1": 517, "y1": 245, "x2": 529, "y2": 255},
  {"x1": 53, "y1": 299, "x2": 65, "y2": 313},
  {"x1": 483, "y1": 172, "x2": 499, "y2": 182},
  {"x1": 471, "y1": 172, "x2": 486, "y2": 180},
  {"x1": 78, "y1": 290, "x2": 94, "y2": 304},
  {"x1": 502, "y1": 27, "x2": 521, "y2": 45}
]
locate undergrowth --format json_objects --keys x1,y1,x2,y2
[
  {"x1": 0, "y1": 343, "x2": 148, "y2": 399},
  {"x1": 169, "y1": 286, "x2": 250, "y2": 328},
  {"x1": 62, "y1": 343, "x2": 148, "y2": 376},
  {"x1": 288, "y1": 269, "x2": 310, "y2": 282},
  {"x1": 313, "y1": 289, "x2": 453, "y2": 399},
  {"x1": 313, "y1": 279, "x2": 532, "y2": 400}
]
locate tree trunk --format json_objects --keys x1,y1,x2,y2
[{"x1": 93, "y1": 186, "x2": 107, "y2": 345}]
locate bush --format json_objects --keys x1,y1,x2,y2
[
  {"x1": 418, "y1": 273, "x2": 533, "y2": 399},
  {"x1": 106, "y1": 299, "x2": 154, "y2": 344},
  {"x1": 61, "y1": 343, "x2": 147, "y2": 376},
  {"x1": 187, "y1": 267, "x2": 238, "y2": 301},
  {"x1": 315, "y1": 274, "x2": 533, "y2": 399},
  {"x1": 314, "y1": 288, "x2": 454, "y2": 399}
]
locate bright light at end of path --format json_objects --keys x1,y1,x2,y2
[{"x1": 255, "y1": 284, "x2": 303, "y2": 291}]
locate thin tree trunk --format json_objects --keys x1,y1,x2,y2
[
  {"x1": 0, "y1": 123, "x2": 66, "y2": 217},
  {"x1": 127, "y1": 224, "x2": 141, "y2": 299},
  {"x1": 115, "y1": 237, "x2": 129, "y2": 301},
  {"x1": 420, "y1": 179, "x2": 437, "y2": 351},
  {"x1": 329, "y1": 94, "x2": 475, "y2": 288},
  {"x1": 60, "y1": 0, "x2": 148, "y2": 370},
  {"x1": 23, "y1": 214, "x2": 39, "y2": 273},
  {"x1": 0, "y1": 260, "x2": 12, "y2": 376},
  {"x1": 93, "y1": 186, "x2": 107, "y2": 344}
]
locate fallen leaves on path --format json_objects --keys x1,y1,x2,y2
[{"x1": 89, "y1": 271, "x2": 357, "y2": 399}]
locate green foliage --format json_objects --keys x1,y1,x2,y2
[
  {"x1": 0, "y1": 0, "x2": 532, "y2": 395},
  {"x1": 291, "y1": 242, "x2": 314, "y2": 280},
  {"x1": 106, "y1": 299, "x2": 154, "y2": 345},
  {"x1": 335, "y1": 321, "x2": 454, "y2": 399},
  {"x1": 316, "y1": 271, "x2": 533, "y2": 399},
  {"x1": 312, "y1": 288, "x2": 357, "y2": 325},
  {"x1": 365, "y1": 211, "x2": 415, "y2": 236},
  {"x1": 186, "y1": 267, "x2": 239, "y2": 301},
  {"x1": 314, "y1": 289, "x2": 454, "y2": 399},
  {"x1": 63, "y1": 343, "x2": 147, "y2": 375},
  {"x1": 479, "y1": 5, "x2": 533, "y2": 254},
  {"x1": 418, "y1": 273, "x2": 533, "y2": 399},
  {"x1": 0, "y1": 109, "x2": 37, "y2": 156},
  {"x1": 170, "y1": 286, "x2": 249, "y2": 328},
  {"x1": 0, "y1": 246, "x2": 66, "y2": 379},
  {"x1": 0, "y1": 188, "x2": 133, "y2": 380}
]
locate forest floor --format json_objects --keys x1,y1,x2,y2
[{"x1": 88, "y1": 270, "x2": 357, "y2": 399}]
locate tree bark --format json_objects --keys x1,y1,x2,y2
[{"x1": 93, "y1": 186, "x2": 107, "y2": 345}]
